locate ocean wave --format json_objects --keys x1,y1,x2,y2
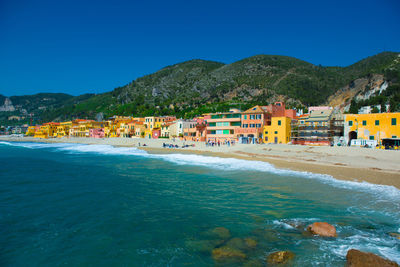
[
  {"x1": 327, "y1": 233, "x2": 400, "y2": 264},
  {"x1": 271, "y1": 218, "x2": 400, "y2": 264},
  {"x1": 57, "y1": 144, "x2": 148, "y2": 156},
  {"x1": 2, "y1": 141, "x2": 400, "y2": 202}
]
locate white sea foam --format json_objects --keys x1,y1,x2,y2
[
  {"x1": 57, "y1": 144, "x2": 148, "y2": 156},
  {"x1": 328, "y1": 234, "x2": 400, "y2": 264},
  {"x1": 2, "y1": 141, "x2": 400, "y2": 202}
]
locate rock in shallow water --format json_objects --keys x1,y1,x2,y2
[
  {"x1": 206, "y1": 227, "x2": 231, "y2": 240},
  {"x1": 185, "y1": 239, "x2": 224, "y2": 253},
  {"x1": 346, "y1": 249, "x2": 399, "y2": 267},
  {"x1": 389, "y1": 232, "x2": 400, "y2": 240},
  {"x1": 212, "y1": 246, "x2": 246, "y2": 261},
  {"x1": 267, "y1": 250, "x2": 295, "y2": 265},
  {"x1": 226, "y1": 238, "x2": 246, "y2": 250},
  {"x1": 307, "y1": 222, "x2": 337, "y2": 237},
  {"x1": 244, "y1": 238, "x2": 257, "y2": 248}
]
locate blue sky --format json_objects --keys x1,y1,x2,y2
[{"x1": 1, "y1": 0, "x2": 399, "y2": 96}]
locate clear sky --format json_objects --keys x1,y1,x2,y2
[{"x1": 1, "y1": 0, "x2": 399, "y2": 96}]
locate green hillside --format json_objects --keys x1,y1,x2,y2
[{"x1": 2, "y1": 52, "x2": 400, "y2": 124}]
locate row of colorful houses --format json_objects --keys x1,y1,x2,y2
[{"x1": 25, "y1": 102, "x2": 400, "y2": 147}]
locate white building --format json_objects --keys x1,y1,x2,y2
[{"x1": 168, "y1": 119, "x2": 196, "y2": 138}]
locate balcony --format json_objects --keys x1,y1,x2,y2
[
  {"x1": 299, "y1": 132, "x2": 329, "y2": 137},
  {"x1": 207, "y1": 117, "x2": 241, "y2": 123},
  {"x1": 298, "y1": 126, "x2": 329, "y2": 130},
  {"x1": 206, "y1": 126, "x2": 240, "y2": 130},
  {"x1": 235, "y1": 128, "x2": 260, "y2": 134}
]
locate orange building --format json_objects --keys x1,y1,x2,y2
[{"x1": 236, "y1": 105, "x2": 271, "y2": 144}]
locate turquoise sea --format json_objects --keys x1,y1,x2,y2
[{"x1": 0, "y1": 141, "x2": 399, "y2": 266}]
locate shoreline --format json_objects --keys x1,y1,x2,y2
[{"x1": 1, "y1": 136, "x2": 400, "y2": 189}]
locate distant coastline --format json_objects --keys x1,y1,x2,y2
[{"x1": 1, "y1": 136, "x2": 399, "y2": 189}]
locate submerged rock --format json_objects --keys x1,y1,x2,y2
[
  {"x1": 226, "y1": 238, "x2": 246, "y2": 250},
  {"x1": 206, "y1": 227, "x2": 231, "y2": 240},
  {"x1": 244, "y1": 238, "x2": 257, "y2": 248},
  {"x1": 212, "y1": 246, "x2": 246, "y2": 261},
  {"x1": 307, "y1": 222, "x2": 337, "y2": 237},
  {"x1": 185, "y1": 239, "x2": 224, "y2": 253},
  {"x1": 267, "y1": 250, "x2": 295, "y2": 265},
  {"x1": 346, "y1": 249, "x2": 399, "y2": 267},
  {"x1": 252, "y1": 228, "x2": 280, "y2": 243}
]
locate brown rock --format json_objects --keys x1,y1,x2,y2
[
  {"x1": 244, "y1": 238, "x2": 257, "y2": 248},
  {"x1": 212, "y1": 246, "x2": 246, "y2": 261},
  {"x1": 267, "y1": 251, "x2": 295, "y2": 265},
  {"x1": 209, "y1": 227, "x2": 231, "y2": 240},
  {"x1": 346, "y1": 249, "x2": 399, "y2": 267},
  {"x1": 226, "y1": 238, "x2": 246, "y2": 250},
  {"x1": 185, "y1": 239, "x2": 224, "y2": 253},
  {"x1": 389, "y1": 232, "x2": 400, "y2": 240},
  {"x1": 307, "y1": 222, "x2": 337, "y2": 237}
]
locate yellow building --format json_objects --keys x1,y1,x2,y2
[
  {"x1": 133, "y1": 122, "x2": 146, "y2": 138},
  {"x1": 108, "y1": 121, "x2": 119, "y2": 137},
  {"x1": 144, "y1": 117, "x2": 165, "y2": 138},
  {"x1": 34, "y1": 123, "x2": 59, "y2": 138},
  {"x1": 69, "y1": 120, "x2": 103, "y2": 137},
  {"x1": 26, "y1": 126, "x2": 37, "y2": 136},
  {"x1": 344, "y1": 113, "x2": 400, "y2": 145},
  {"x1": 263, "y1": 117, "x2": 291, "y2": 144},
  {"x1": 56, "y1": 121, "x2": 73, "y2": 138}
]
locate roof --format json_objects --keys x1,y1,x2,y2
[
  {"x1": 297, "y1": 114, "x2": 309, "y2": 119},
  {"x1": 307, "y1": 109, "x2": 333, "y2": 121},
  {"x1": 242, "y1": 105, "x2": 268, "y2": 114}
]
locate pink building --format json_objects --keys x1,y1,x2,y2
[
  {"x1": 183, "y1": 117, "x2": 208, "y2": 141},
  {"x1": 265, "y1": 102, "x2": 296, "y2": 119},
  {"x1": 152, "y1": 129, "x2": 161, "y2": 139},
  {"x1": 89, "y1": 128, "x2": 105, "y2": 138}
]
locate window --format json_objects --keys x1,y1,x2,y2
[
  {"x1": 369, "y1": 136, "x2": 374, "y2": 140},
  {"x1": 265, "y1": 137, "x2": 268, "y2": 141},
  {"x1": 244, "y1": 115, "x2": 247, "y2": 120},
  {"x1": 257, "y1": 124, "x2": 261, "y2": 128},
  {"x1": 375, "y1": 120, "x2": 379, "y2": 126},
  {"x1": 362, "y1": 120, "x2": 366, "y2": 126},
  {"x1": 278, "y1": 120, "x2": 281, "y2": 126},
  {"x1": 274, "y1": 131, "x2": 278, "y2": 134},
  {"x1": 250, "y1": 115, "x2": 255, "y2": 120},
  {"x1": 392, "y1": 118, "x2": 397, "y2": 125},
  {"x1": 265, "y1": 131, "x2": 268, "y2": 135},
  {"x1": 393, "y1": 136, "x2": 397, "y2": 138},
  {"x1": 348, "y1": 121, "x2": 353, "y2": 126}
]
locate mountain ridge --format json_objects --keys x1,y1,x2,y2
[{"x1": 1, "y1": 51, "x2": 399, "y2": 125}]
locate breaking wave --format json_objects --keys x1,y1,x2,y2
[{"x1": 1, "y1": 141, "x2": 400, "y2": 202}]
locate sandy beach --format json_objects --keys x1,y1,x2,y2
[{"x1": 1, "y1": 135, "x2": 399, "y2": 189}]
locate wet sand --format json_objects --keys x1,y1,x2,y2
[{"x1": 2, "y1": 136, "x2": 399, "y2": 189}]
